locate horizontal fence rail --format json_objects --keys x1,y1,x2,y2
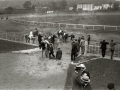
[{"x1": 12, "y1": 19, "x2": 120, "y2": 30}]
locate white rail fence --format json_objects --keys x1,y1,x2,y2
[
  {"x1": 13, "y1": 19, "x2": 120, "y2": 30},
  {"x1": 0, "y1": 32, "x2": 120, "y2": 58}
]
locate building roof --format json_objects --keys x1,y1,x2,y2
[{"x1": 74, "y1": 0, "x2": 115, "y2": 4}]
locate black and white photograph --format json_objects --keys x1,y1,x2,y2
[{"x1": 0, "y1": 0, "x2": 120, "y2": 90}]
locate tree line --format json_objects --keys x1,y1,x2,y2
[{"x1": 0, "y1": 0, "x2": 120, "y2": 14}]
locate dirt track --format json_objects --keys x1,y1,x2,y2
[{"x1": 0, "y1": 44, "x2": 71, "y2": 90}]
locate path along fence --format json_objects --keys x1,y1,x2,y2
[
  {"x1": 13, "y1": 19, "x2": 120, "y2": 30},
  {"x1": 0, "y1": 32, "x2": 120, "y2": 58}
]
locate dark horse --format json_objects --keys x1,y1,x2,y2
[{"x1": 25, "y1": 30, "x2": 39, "y2": 44}]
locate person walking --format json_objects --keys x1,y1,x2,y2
[
  {"x1": 56, "y1": 47, "x2": 62, "y2": 60},
  {"x1": 100, "y1": 40, "x2": 109, "y2": 57},
  {"x1": 110, "y1": 40, "x2": 116, "y2": 60},
  {"x1": 49, "y1": 44, "x2": 55, "y2": 59},
  {"x1": 38, "y1": 32, "x2": 43, "y2": 49}
]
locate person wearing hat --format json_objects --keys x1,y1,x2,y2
[
  {"x1": 72, "y1": 63, "x2": 85, "y2": 90},
  {"x1": 107, "y1": 83, "x2": 116, "y2": 90},
  {"x1": 56, "y1": 47, "x2": 62, "y2": 60},
  {"x1": 72, "y1": 63, "x2": 91, "y2": 90}
]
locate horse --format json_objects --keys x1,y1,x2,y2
[{"x1": 25, "y1": 34, "x2": 36, "y2": 44}]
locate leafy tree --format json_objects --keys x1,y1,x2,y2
[
  {"x1": 5, "y1": 7, "x2": 14, "y2": 14},
  {"x1": 73, "y1": 4, "x2": 77, "y2": 11},
  {"x1": 113, "y1": 1, "x2": 119, "y2": 10},
  {"x1": 59, "y1": 0, "x2": 67, "y2": 11},
  {"x1": 51, "y1": 1, "x2": 58, "y2": 10},
  {"x1": 31, "y1": 5, "x2": 35, "y2": 11},
  {"x1": 23, "y1": 1, "x2": 31, "y2": 9}
]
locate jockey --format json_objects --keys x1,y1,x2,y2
[{"x1": 29, "y1": 30, "x2": 33, "y2": 39}]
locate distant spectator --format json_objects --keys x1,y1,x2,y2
[
  {"x1": 107, "y1": 83, "x2": 116, "y2": 90},
  {"x1": 100, "y1": 40, "x2": 109, "y2": 57},
  {"x1": 110, "y1": 40, "x2": 116, "y2": 60},
  {"x1": 6, "y1": 16, "x2": 8, "y2": 20},
  {"x1": 84, "y1": 40, "x2": 88, "y2": 56},
  {"x1": 56, "y1": 47, "x2": 62, "y2": 60},
  {"x1": 87, "y1": 35, "x2": 91, "y2": 45}
]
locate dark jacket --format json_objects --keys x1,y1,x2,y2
[
  {"x1": 72, "y1": 43, "x2": 79, "y2": 53},
  {"x1": 41, "y1": 41, "x2": 46, "y2": 50},
  {"x1": 72, "y1": 71, "x2": 83, "y2": 90},
  {"x1": 56, "y1": 50, "x2": 62, "y2": 59},
  {"x1": 49, "y1": 46, "x2": 54, "y2": 53},
  {"x1": 38, "y1": 34, "x2": 42, "y2": 42},
  {"x1": 100, "y1": 41, "x2": 109, "y2": 50},
  {"x1": 71, "y1": 34, "x2": 75, "y2": 39}
]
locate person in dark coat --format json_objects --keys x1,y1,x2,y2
[
  {"x1": 49, "y1": 44, "x2": 55, "y2": 59},
  {"x1": 38, "y1": 32, "x2": 43, "y2": 49},
  {"x1": 70, "y1": 33, "x2": 75, "y2": 41},
  {"x1": 71, "y1": 40, "x2": 79, "y2": 62},
  {"x1": 56, "y1": 48, "x2": 62, "y2": 60},
  {"x1": 100, "y1": 40, "x2": 109, "y2": 57},
  {"x1": 72, "y1": 63, "x2": 91, "y2": 90}
]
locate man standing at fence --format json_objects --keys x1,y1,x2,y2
[
  {"x1": 100, "y1": 40, "x2": 109, "y2": 58},
  {"x1": 87, "y1": 35, "x2": 91, "y2": 45},
  {"x1": 110, "y1": 40, "x2": 116, "y2": 60}
]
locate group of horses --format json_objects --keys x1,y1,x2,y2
[{"x1": 24, "y1": 28, "x2": 71, "y2": 44}]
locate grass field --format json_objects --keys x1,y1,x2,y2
[
  {"x1": 65, "y1": 58, "x2": 120, "y2": 90},
  {"x1": 18, "y1": 15, "x2": 120, "y2": 26},
  {"x1": 0, "y1": 39, "x2": 37, "y2": 53}
]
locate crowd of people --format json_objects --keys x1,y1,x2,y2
[
  {"x1": 26, "y1": 27, "x2": 118, "y2": 90},
  {"x1": 27, "y1": 27, "x2": 117, "y2": 61}
]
